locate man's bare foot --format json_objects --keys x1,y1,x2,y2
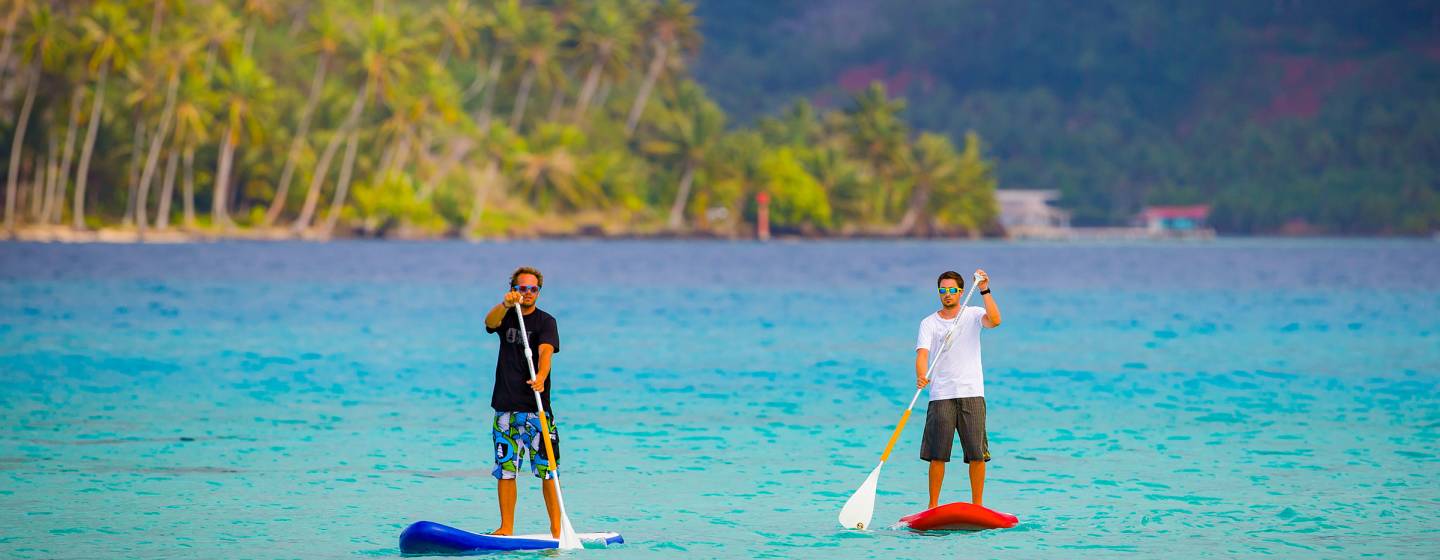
[{"x1": 489, "y1": 528, "x2": 513, "y2": 536}]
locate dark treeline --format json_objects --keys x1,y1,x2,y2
[
  {"x1": 696, "y1": 0, "x2": 1440, "y2": 234},
  {"x1": 0, "y1": 0, "x2": 996, "y2": 239}
]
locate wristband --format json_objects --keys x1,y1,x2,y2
[{"x1": 980, "y1": 289, "x2": 991, "y2": 295}]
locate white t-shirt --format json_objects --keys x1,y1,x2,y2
[{"x1": 916, "y1": 306, "x2": 987, "y2": 400}]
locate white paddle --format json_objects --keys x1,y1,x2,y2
[
  {"x1": 513, "y1": 305, "x2": 583, "y2": 550},
  {"x1": 838, "y1": 273, "x2": 982, "y2": 530}
]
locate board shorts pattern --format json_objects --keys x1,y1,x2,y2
[
  {"x1": 920, "y1": 397, "x2": 990, "y2": 463},
  {"x1": 492, "y1": 411, "x2": 560, "y2": 480}
]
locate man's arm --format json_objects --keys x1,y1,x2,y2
[
  {"x1": 484, "y1": 291, "x2": 522, "y2": 329},
  {"x1": 915, "y1": 348, "x2": 930, "y2": 388},
  {"x1": 528, "y1": 344, "x2": 554, "y2": 391},
  {"x1": 977, "y1": 269, "x2": 1002, "y2": 328}
]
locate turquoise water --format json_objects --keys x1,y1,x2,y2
[{"x1": 2, "y1": 240, "x2": 1438, "y2": 558}]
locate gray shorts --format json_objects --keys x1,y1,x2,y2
[{"x1": 920, "y1": 397, "x2": 990, "y2": 463}]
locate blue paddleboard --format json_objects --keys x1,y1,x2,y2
[{"x1": 399, "y1": 521, "x2": 623, "y2": 554}]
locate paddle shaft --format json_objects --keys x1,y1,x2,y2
[{"x1": 876, "y1": 279, "x2": 981, "y2": 463}]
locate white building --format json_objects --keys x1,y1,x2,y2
[{"x1": 996, "y1": 189, "x2": 1070, "y2": 238}]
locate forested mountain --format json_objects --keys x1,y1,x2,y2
[{"x1": 694, "y1": 0, "x2": 1440, "y2": 233}]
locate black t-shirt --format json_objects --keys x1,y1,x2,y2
[{"x1": 486, "y1": 307, "x2": 560, "y2": 413}]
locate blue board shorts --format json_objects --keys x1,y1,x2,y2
[{"x1": 492, "y1": 411, "x2": 560, "y2": 480}]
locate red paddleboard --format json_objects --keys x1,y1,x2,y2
[{"x1": 899, "y1": 502, "x2": 1019, "y2": 531}]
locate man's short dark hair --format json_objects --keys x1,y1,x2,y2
[
  {"x1": 510, "y1": 266, "x2": 543, "y2": 288},
  {"x1": 937, "y1": 270, "x2": 964, "y2": 289}
]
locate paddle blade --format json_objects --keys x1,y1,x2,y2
[
  {"x1": 557, "y1": 514, "x2": 581, "y2": 550},
  {"x1": 838, "y1": 463, "x2": 883, "y2": 530}
]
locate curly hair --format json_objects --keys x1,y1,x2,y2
[{"x1": 510, "y1": 266, "x2": 544, "y2": 288}]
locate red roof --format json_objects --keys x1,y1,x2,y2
[{"x1": 1141, "y1": 205, "x2": 1210, "y2": 220}]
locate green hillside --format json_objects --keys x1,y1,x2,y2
[{"x1": 693, "y1": 0, "x2": 1440, "y2": 234}]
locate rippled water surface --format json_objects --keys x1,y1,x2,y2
[{"x1": 2, "y1": 240, "x2": 1438, "y2": 558}]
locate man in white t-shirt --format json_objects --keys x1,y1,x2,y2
[{"x1": 915, "y1": 269, "x2": 1002, "y2": 508}]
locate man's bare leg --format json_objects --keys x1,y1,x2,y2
[
  {"x1": 492, "y1": 478, "x2": 517, "y2": 535},
  {"x1": 541, "y1": 477, "x2": 561, "y2": 538},
  {"x1": 927, "y1": 460, "x2": 945, "y2": 509},
  {"x1": 969, "y1": 461, "x2": 985, "y2": 506}
]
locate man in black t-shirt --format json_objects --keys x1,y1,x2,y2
[{"x1": 482, "y1": 266, "x2": 563, "y2": 537}]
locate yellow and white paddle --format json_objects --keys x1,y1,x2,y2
[
  {"x1": 514, "y1": 305, "x2": 583, "y2": 550},
  {"x1": 837, "y1": 273, "x2": 981, "y2": 530}
]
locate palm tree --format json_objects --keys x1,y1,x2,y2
[
  {"x1": 3, "y1": 62, "x2": 37, "y2": 233},
  {"x1": 427, "y1": 0, "x2": 480, "y2": 68},
  {"x1": 841, "y1": 82, "x2": 911, "y2": 224},
  {"x1": 471, "y1": 0, "x2": 523, "y2": 129},
  {"x1": 5, "y1": 3, "x2": 61, "y2": 232},
  {"x1": 132, "y1": 28, "x2": 199, "y2": 234},
  {"x1": 211, "y1": 52, "x2": 275, "y2": 228},
  {"x1": 569, "y1": 0, "x2": 634, "y2": 124},
  {"x1": 72, "y1": 1, "x2": 138, "y2": 230},
  {"x1": 0, "y1": 0, "x2": 36, "y2": 87},
  {"x1": 512, "y1": 123, "x2": 597, "y2": 211},
  {"x1": 625, "y1": 0, "x2": 698, "y2": 135},
  {"x1": 640, "y1": 80, "x2": 724, "y2": 229},
  {"x1": 310, "y1": 9, "x2": 416, "y2": 236},
  {"x1": 929, "y1": 131, "x2": 997, "y2": 235},
  {"x1": 195, "y1": 2, "x2": 240, "y2": 80},
  {"x1": 263, "y1": 9, "x2": 342, "y2": 227},
  {"x1": 171, "y1": 72, "x2": 212, "y2": 230},
  {"x1": 508, "y1": 8, "x2": 561, "y2": 130},
  {"x1": 240, "y1": 0, "x2": 280, "y2": 57},
  {"x1": 464, "y1": 123, "x2": 516, "y2": 239},
  {"x1": 895, "y1": 132, "x2": 959, "y2": 236},
  {"x1": 45, "y1": 87, "x2": 83, "y2": 226}
]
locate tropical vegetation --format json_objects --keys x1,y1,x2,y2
[{"x1": 0, "y1": 0, "x2": 998, "y2": 239}]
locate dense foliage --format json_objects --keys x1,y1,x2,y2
[
  {"x1": 0, "y1": 0, "x2": 997, "y2": 238},
  {"x1": 695, "y1": 0, "x2": 1440, "y2": 234}
]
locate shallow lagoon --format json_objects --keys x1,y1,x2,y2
[{"x1": 1, "y1": 240, "x2": 1437, "y2": 558}]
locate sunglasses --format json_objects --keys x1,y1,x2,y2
[
  {"x1": 937, "y1": 287, "x2": 962, "y2": 294},
  {"x1": 512, "y1": 285, "x2": 541, "y2": 294}
]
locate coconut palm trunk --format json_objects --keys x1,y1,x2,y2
[
  {"x1": 212, "y1": 123, "x2": 238, "y2": 228},
  {"x1": 895, "y1": 180, "x2": 933, "y2": 237},
  {"x1": 294, "y1": 81, "x2": 368, "y2": 232},
  {"x1": 572, "y1": 45, "x2": 609, "y2": 123},
  {"x1": 135, "y1": 73, "x2": 180, "y2": 234},
  {"x1": 156, "y1": 149, "x2": 178, "y2": 229},
  {"x1": 667, "y1": 161, "x2": 695, "y2": 229},
  {"x1": 123, "y1": 109, "x2": 146, "y2": 226},
  {"x1": 626, "y1": 38, "x2": 668, "y2": 135},
  {"x1": 4, "y1": 63, "x2": 39, "y2": 232},
  {"x1": 48, "y1": 90, "x2": 82, "y2": 225},
  {"x1": 509, "y1": 63, "x2": 537, "y2": 129},
  {"x1": 319, "y1": 127, "x2": 361, "y2": 237},
  {"x1": 263, "y1": 54, "x2": 329, "y2": 226},
  {"x1": 32, "y1": 130, "x2": 55, "y2": 221},
  {"x1": 474, "y1": 54, "x2": 502, "y2": 129},
  {"x1": 73, "y1": 63, "x2": 110, "y2": 230},
  {"x1": 181, "y1": 147, "x2": 196, "y2": 229}
]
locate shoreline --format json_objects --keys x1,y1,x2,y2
[{"x1": 3, "y1": 225, "x2": 1435, "y2": 244}]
